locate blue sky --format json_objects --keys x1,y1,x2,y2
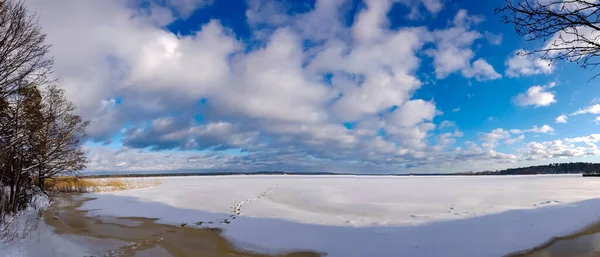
[{"x1": 28, "y1": 0, "x2": 600, "y2": 173}]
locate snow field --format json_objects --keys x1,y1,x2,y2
[{"x1": 79, "y1": 175, "x2": 600, "y2": 257}]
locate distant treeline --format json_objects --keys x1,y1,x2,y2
[
  {"x1": 461, "y1": 162, "x2": 600, "y2": 175},
  {"x1": 81, "y1": 162, "x2": 600, "y2": 178}
]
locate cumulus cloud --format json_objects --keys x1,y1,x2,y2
[
  {"x1": 510, "y1": 124, "x2": 555, "y2": 134},
  {"x1": 428, "y1": 10, "x2": 500, "y2": 81},
  {"x1": 518, "y1": 135, "x2": 600, "y2": 161},
  {"x1": 505, "y1": 49, "x2": 553, "y2": 77},
  {"x1": 555, "y1": 115, "x2": 568, "y2": 123},
  {"x1": 461, "y1": 58, "x2": 502, "y2": 81},
  {"x1": 571, "y1": 104, "x2": 600, "y2": 115},
  {"x1": 478, "y1": 128, "x2": 510, "y2": 149},
  {"x1": 419, "y1": 0, "x2": 444, "y2": 14},
  {"x1": 479, "y1": 125, "x2": 554, "y2": 149},
  {"x1": 513, "y1": 82, "x2": 557, "y2": 107},
  {"x1": 385, "y1": 100, "x2": 439, "y2": 128},
  {"x1": 529, "y1": 124, "x2": 555, "y2": 133},
  {"x1": 28, "y1": 0, "x2": 523, "y2": 172}
]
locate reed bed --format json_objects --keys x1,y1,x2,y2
[{"x1": 45, "y1": 177, "x2": 161, "y2": 193}]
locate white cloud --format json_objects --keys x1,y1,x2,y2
[
  {"x1": 419, "y1": 0, "x2": 444, "y2": 14},
  {"x1": 518, "y1": 135, "x2": 600, "y2": 161},
  {"x1": 510, "y1": 125, "x2": 554, "y2": 134},
  {"x1": 565, "y1": 134, "x2": 600, "y2": 144},
  {"x1": 478, "y1": 128, "x2": 510, "y2": 149},
  {"x1": 505, "y1": 49, "x2": 553, "y2": 77},
  {"x1": 439, "y1": 120, "x2": 456, "y2": 129},
  {"x1": 330, "y1": 71, "x2": 424, "y2": 121},
  {"x1": 509, "y1": 129, "x2": 522, "y2": 134},
  {"x1": 165, "y1": 0, "x2": 213, "y2": 18},
  {"x1": 454, "y1": 130, "x2": 464, "y2": 137},
  {"x1": 505, "y1": 134, "x2": 525, "y2": 144},
  {"x1": 571, "y1": 104, "x2": 600, "y2": 115},
  {"x1": 85, "y1": 145, "x2": 237, "y2": 171},
  {"x1": 513, "y1": 82, "x2": 557, "y2": 107},
  {"x1": 219, "y1": 29, "x2": 330, "y2": 123},
  {"x1": 429, "y1": 10, "x2": 501, "y2": 81},
  {"x1": 461, "y1": 58, "x2": 502, "y2": 81},
  {"x1": 479, "y1": 124, "x2": 554, "y2": 149},
  {"x1": 484, "y1": 31, "x2": 502, "y2": 45},
  {"x1": 352, "y1": 0, "x2": 392, "y2": 42},
  {"x1": 385, "y1": 100, "x2": 439, "y2": 128},
  {"x1": 452, "y1": 107, "x2": 461, "y2": 112},
  {"x1": 528, "y1": 124, "x2": 555, "y2": 133},
  {"x1": 555, "y1": 115, "x2": 568, "y2": 123}
]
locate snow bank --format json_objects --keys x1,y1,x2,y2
[
  {"x1": 81, "y1": 175, "x2": 600, "y2": 257},
  {"x1": 0, "y1": 194, "x2": 50, "y2": 241},
  {"x1": 0, "y1": 194, "x2": 94, "y2": 257}
]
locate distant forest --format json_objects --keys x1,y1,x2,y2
[
  {"x1": 82, "y1": 162, "x2": 600, "y2": 178},
  {"x1": 465, "y1": 162, "x2": 600, "y2": 175}
]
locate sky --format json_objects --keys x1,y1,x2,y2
[{"x1": 26, "y1": 0, "x2": 600, "y2": 174}]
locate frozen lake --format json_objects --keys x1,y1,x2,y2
[{"x1": 76, "y1": 174, "x2": 600, "y2": 257}]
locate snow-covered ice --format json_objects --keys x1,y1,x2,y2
[{"x1": 78, "y1": 174, "x2": 600, "y2": 257}]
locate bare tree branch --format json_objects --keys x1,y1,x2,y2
[{"x1": 496, "y1": 0, "x2": 600, "y2": 79}]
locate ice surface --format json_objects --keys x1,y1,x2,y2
[{"x1": 79, "y1": 174, "x2": 600, "y2": 257}]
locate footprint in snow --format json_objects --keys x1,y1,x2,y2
[{"x1": 533, "y1": 200, "x2": 562, "y2": 206}]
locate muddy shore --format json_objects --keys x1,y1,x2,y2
[
  {"x1": 506, "y1": 221, "x2": 600, "y2": 257},
  {"x1": 44, "y1": 195, "x2": 322, "y2": 257}
]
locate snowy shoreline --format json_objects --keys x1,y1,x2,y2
[{"x1": 73, "y1": 174, "x2": 600, "y2": 257}]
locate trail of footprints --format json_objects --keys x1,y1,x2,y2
[
  {"x1": 187, "y1": 186, "x2": 275, "y2": 228},
  {"x1": 231, "y1": 187, "x2": 273, "y2": 216}
]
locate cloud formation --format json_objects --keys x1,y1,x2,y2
[
  {"x1": 26, "y1": 0, "x2": 588, "y2": 173},
  {"x1": 572, "y1": 104, "x2": 600, "y2": 116},
  {"x1": 518, "y1": 134, "x2": 600, "y2": 161},
  {"x1": 505, "y1": 50, "x2": 553, "y2": 77},
  {"x1": 555, "y1": 115, "x2": 568, "y2": 123},
  {"x1": 513, "y1": 82, "x2": 557, "y2": 107},
  {"x1": 479, "y1": 125, "x2": 555, "y2": 149}
]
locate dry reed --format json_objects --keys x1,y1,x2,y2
[{"x1": 45, "y1": 177, "x2": 160, "y2": 193}]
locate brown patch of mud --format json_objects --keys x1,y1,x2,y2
[
  {"x1": 506, "y1": 221, "x2": 600, "y2": 257},
  {"x1": 44, "y1": 195, "x2": 324, "y2": 257}
]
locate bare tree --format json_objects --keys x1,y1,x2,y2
[
  {"x1": 496, "y1": 0, "x2": 600, "y2": 78},
  {"x1": 0, "y1": 0, "x2": 87, "y2": 219},
  {"x1": 32, "y1": 84, "x2": 88, "y2": 191},
  {"x1": 0, "y1": 0, "x2": 52, "y2": 215},
  {"x1": 0, "y1": 0, "x2": 52, "y2": 98}
]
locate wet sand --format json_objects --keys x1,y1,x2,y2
[
  {"x1": 43, "y1": 195, "x2": 323, "y2": 257},
  {"x1": 506, "y1": 221, "x2": 600, "y2": 257}
]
